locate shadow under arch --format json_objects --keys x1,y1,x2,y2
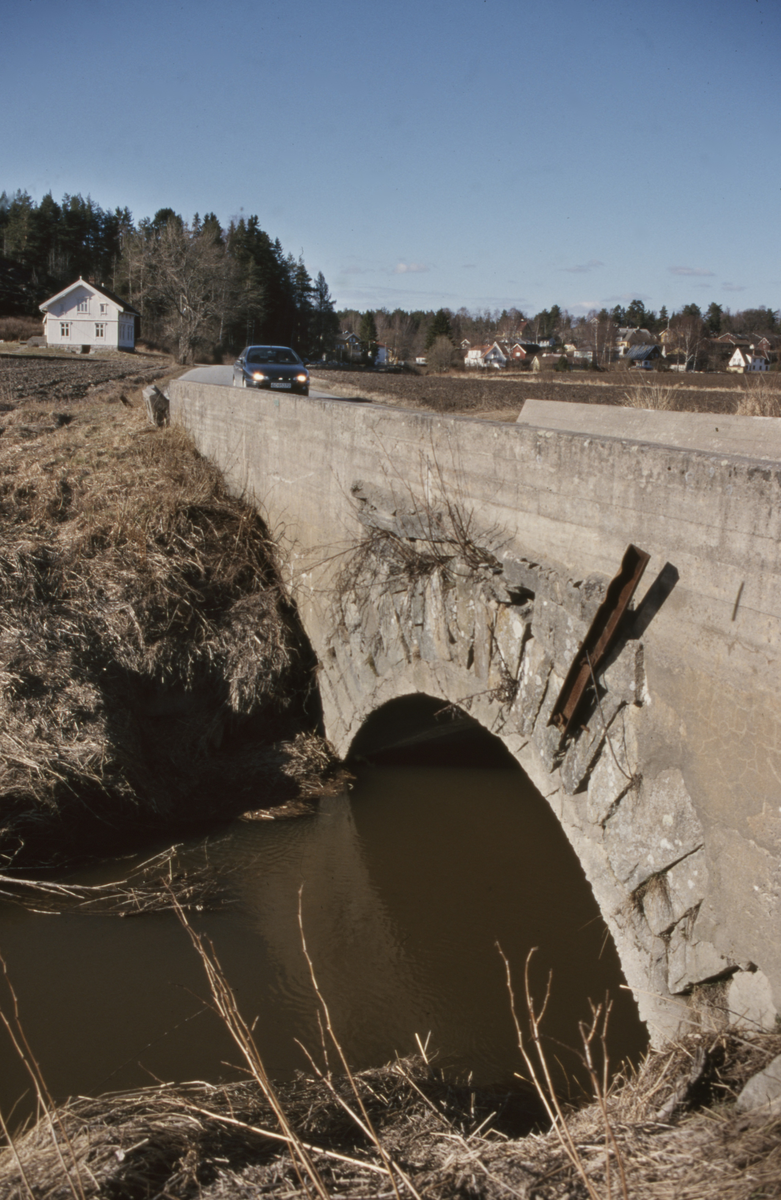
[
  {"x1": 348, "y1": 693, "x2": 519, "y2": 768},
  {"x1": 345, "y1": 692, "x2": 648, "y2": 1089}
]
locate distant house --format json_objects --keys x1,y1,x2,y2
[
  {"x1": 626, "y1": 344, "x2": 661, "y2": 369},
  {"x1": 465, "y1": 343, "x2": 492, "y2": 367},
  {"x1": 39, "y1": 278, "x2": 139, "y2": 351},
  {"x1": 728, "y1": 346, "x2": 768, "y2": 373},
  {"x1": 335, "y1": 332, "x2": 362, "y2": 362},
  {"x1": 616, "y1": 328, "x2": 654, "y2": 358},
  {"x1": 466, "y1": 340, "x2": 540, "y2": 368}
]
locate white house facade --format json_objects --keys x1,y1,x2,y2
[
  {"x1": 39, "y1": 279, "x2": 139, "y2": 351},
  {"x1": 728, "y1": 346, "x2": 768, "y2": 373}
]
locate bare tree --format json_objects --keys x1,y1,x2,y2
[
  {"x1": 583, "y1": 309, "x2": 617, "y2": 368},
  {"x1": 126, "y1": 220, "x2": 234, "y2": 362},
  {"x1": 668, "y1": 312, "x2": 707, "y2": 371},
  {"x1": 427, "y1": 335, "x2": 458, "y2": 372}
]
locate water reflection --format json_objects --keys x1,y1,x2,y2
[{"x1": 0, "y1": 761, "x2": 646, "y2": 1127}]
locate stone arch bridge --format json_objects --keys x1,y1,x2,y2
[{"x1": 170, "y1": 377, "x2": 781, "y2": 1043}]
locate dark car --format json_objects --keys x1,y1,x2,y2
[{"x1": 232, "y1": 346, "x2": 309, "y2": 395}]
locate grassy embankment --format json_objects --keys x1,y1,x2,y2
[{"x1": 0, "y1": 356, "x2": 334, "y2": 870}]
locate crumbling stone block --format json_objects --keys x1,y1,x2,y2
[
  {"x1": 587, "y1": 721, "x2": 634, "y2": 825},
  {"x1": 604, "y1": 768, "x2": 704, "y2": 892},
  {"x1": 511, "y1": 638, "x2": 552, "y2": 736},
  {"x1": 493, "y1": 603, "x2": 531, "y2": 679},
  {"x1": 560, "y1": 692, "x2": 624, "y2": 795},
  {"x1": 640, "y1": 848, "x2": 708, "y2": 936},
  {"x1": 727, "y1": 968, "x2": 779, "y2": 1032},
  {"x1": 532, "y1": 597, "x2": 587, "y2": 673},
  {"x1": 667, "y1": 911, "x2": 735, "y2": 994},
  {"x1": 737, "y1": 1054, "x2": 781, "y2": 1115}
]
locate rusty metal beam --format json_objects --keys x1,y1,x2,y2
[{"x1": 549, "y1": 544, "x2": 650, "y2": 737}]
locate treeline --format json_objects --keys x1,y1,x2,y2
[
  {"x1": 338, "y1": 298, "x2": 780, "y2": 365},
  {"x1": 0, "y1": 190, "x2": 339, "y2": 362}
]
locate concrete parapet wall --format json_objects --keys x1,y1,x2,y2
[{"x1": 170, "y1": 378, "x2": 781, "y2": 1043}]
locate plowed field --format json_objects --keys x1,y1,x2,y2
[
  {"x1": 0, "y1": 352, "x2": 172, "y2": 407},
  {"x1": 309, "y1": 366, "x2": 757, "y2": 419}
]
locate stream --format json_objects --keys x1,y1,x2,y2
[{"x1": 0, "y1": 757, "x2": 646, "y2": 1127}]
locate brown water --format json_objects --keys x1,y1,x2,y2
[{"x1": 0, "y1": 762, "x2": 646, "y2": 1126}]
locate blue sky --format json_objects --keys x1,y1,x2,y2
[{"x1": 3, "y1": 0, "x2": 779, "y2": 317}]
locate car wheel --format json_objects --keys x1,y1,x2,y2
[{"x1": 302, "y1": 387, "x2": 309, "y2": 397}]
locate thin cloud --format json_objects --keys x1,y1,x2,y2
[
  {"x1": 723, "y1": 282, "x2": 747, "y2": 292},
  {"x1": 669, "y1": 266, "x2": 715, "y2": 277},
  {"x1": 605, "y1": 293, "x2": 652, "y2": 304},
  {"x1": 393, "y1": 261, "x2": 429, "y2": 274},
  {"x1": 563, "y1": 259, "x2": 603, "y2": 274}
]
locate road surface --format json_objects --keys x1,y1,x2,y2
[{"x1": 180, "y1": 364, "x2": 353, "y2": 401}]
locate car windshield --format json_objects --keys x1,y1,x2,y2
[{"x1": 246, "y1": 348, "x2": 299, "y2": 365}]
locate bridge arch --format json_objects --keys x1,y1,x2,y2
[
  {"x1": 343, "y1": 691, "x2": 648, "y2": 1075},
  {"x1": 170, "y1": 377, "x2": 781, "y2": 1044},
  {"x1": 313, "y1": 514, "x2": 744, "y2": 1045}
]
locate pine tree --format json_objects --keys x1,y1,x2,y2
[{"x1": 425, "y1": 308, "x2": 453, "y2": 349}]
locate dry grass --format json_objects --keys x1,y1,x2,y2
[
  {"x1": 0, "y1": 367, "x2": 333, "y2": 869},
  {"x1": 735, "y1": 374, "x2": 781, "y2": 417},
  {"x1": 622, "y1": 381, "x2": 682, "y2": 411},
  {"x1": 0, "y1": 843, "x2": 236, "y2": 915}
]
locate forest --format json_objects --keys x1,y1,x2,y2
[{"x1": 0, "y1": 189, "x2": 339, "y2": 362}]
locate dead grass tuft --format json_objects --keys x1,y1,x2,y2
[
  {"x1": 622, "y1": 381, "x2": 682, "y2": 411},
  {"x1": 735, "y1": 374, "x2": 781, "y2": 417}
]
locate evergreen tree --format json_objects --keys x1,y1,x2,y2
[
  {"x1": 311, "y1": 272, "x2": 339, "y2": 357},
  {"x1": 705, "y1": 302, "x2": 723, "y2": 336},
  {"x1": 425, "y1": 307, "x2": 453, "y2": 349},
  {"x1": 359, "y1": 310, "x2": 378, "y2": 361}
]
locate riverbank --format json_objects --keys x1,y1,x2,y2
[
  {"x1": 0, "y1": 357, "x2": 335, "y2": 869},
  {"x1": 3, "y1": 1027, "x2": 781, "y2": 1199}
]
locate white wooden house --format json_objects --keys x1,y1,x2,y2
[
  {"x1": 728, "y1": 346, "x2": 768, "y2": 373},
  {"x1": 39, "y1": 278, "x2": 139, "y2": 351}
]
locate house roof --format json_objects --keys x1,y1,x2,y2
[
  {"x1": 626, "y1": 344, "x2": 659, "y2": 361},
  {"x1": 39, "y1": 277, "x2": 141, "y2": 317}
]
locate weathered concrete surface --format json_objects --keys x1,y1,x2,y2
[
  {"x1": 169, "y1": 379, "x2": 781, "y2": 1044},
  {"x1": 518, "y1": 398, "x2": 781, "y2": 461}
]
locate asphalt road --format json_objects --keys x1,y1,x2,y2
[{"x1": 180, "y1": 364, "x2": 347, "y2": 401}]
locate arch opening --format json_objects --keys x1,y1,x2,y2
[
  {"x1": 345, "y1": 694, "x2": 648, "y2": 1089},
  {"x1": 348, "y1": 693, "x2": 518, "y2": 768}
]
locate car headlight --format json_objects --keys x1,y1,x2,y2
[
  {"x1": 252, "y1": 371, "x2": 266, "y2": 381},
  {"x1": 295, "y1": 373, "x2": 308, "y2": 383}
]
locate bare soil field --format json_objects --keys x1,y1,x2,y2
[
  {"x1": 310, "y1": 366, "x2": 768, "y2": 421},
  {"x1": 0, "y1": 351, "x2": 171, "y2": 408}
]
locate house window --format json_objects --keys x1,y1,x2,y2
[
  {"x1": 95, "y1": 323, "x2": 105, "y2": 338},
  {"x1": 100, "y1": 303, "x2": 108, "y2": 314},
  {"x1": 60, "y1": 322, "x2": 71, "y2": 338},
  {"x1": 77, "y1": 298, "x2": 89, "y2": 313}
]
